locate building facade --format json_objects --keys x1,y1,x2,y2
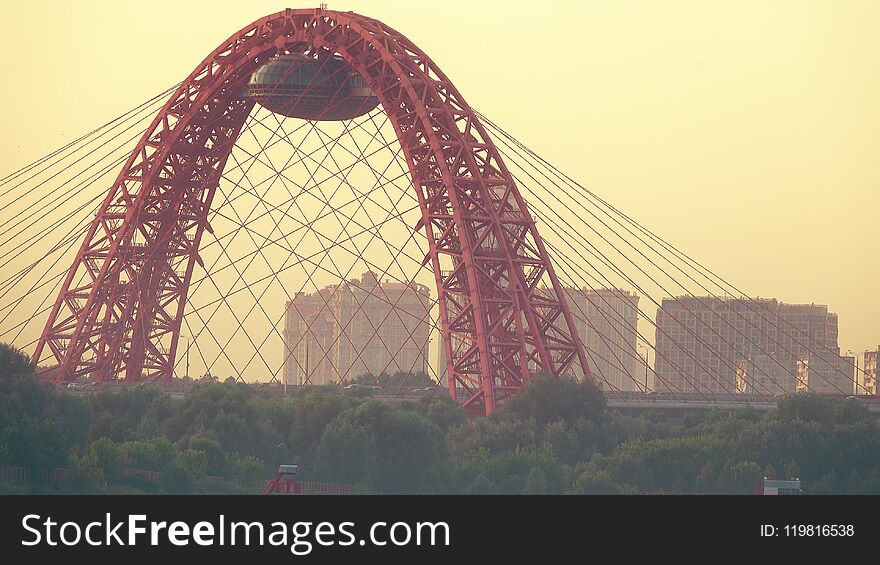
[
  {"x1": 796, "y1": 352, "x2": 855, "y2": 395},
  {"x1": 735, "y1": 353, "x2": 798, "y2": 395},
  {"x1": 562, "y1": 288, "x2": 641, "y2": 391},
  {"x1": 859, "y1": 348, "x2": 879, "y2": 396},
  {"x1": 655, "y1": 297, "x2": 847, "y2": 395},
  {"x1": 283, "y1": 271, "x2": 431, "y2": 386},
  {"x1": 436, "y1": 287, "x2": 641, "y2": 391}
]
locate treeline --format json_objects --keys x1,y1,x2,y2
[
  {"x1": 2, "y1": 343, "x2": 880, "y2": 494},
  {"x1": 352, "y1": 370, "x2": 434, "y2": 389}
]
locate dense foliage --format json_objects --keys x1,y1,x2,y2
[{"x1": 2, "y1": 342, "x2": 879, "y2": 494}]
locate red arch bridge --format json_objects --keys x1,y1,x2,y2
[{"x1": 0, "y1": 8, "x2": 870, "y2": 416}]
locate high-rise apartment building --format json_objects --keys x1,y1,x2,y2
[
  {"x1": 655, "y1": 297, "x2": 846, "y2": 394},
  {"x1": 859, "y1": 348, "x2": 879, "y2": 396},
  {"x1": 796, "y1": 352, "x2": 855, "y2": 395},
  {"x1": 562, "y1": 288, "x2": 641, "y2": 391},
  {"x1": 735, "y1": 353, "x2": 797, "y2": 395},
  {"x1": 283, "y1": 271, "x2": 431, "y2": 386},
  {"x1": 436, "y1": 287, "x2": 641, "y2": 391}
]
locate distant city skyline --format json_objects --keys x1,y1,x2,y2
[{"x1": 654, "y1": 296, "x2": 858, "y2": 395}]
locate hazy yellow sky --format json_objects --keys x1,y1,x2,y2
[{"x1": 1, "y1": 0, "x2": 878, "y2": 357}]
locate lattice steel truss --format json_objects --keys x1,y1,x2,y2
[{"x1": 33, "y1": 8, "x2": 590, "y2": 415}]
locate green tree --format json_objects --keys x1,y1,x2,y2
[
  {"x1": 572, "y1": 467, "x2": 624, "y2": 495},
  {"x1": 316, "y1": 400, "x2": 446, "y2": 493},
  {"x1": 523, "y1": 466, "x2": 548, "y2": 495},
  {"x1": 0, "y1": 343, "x2": 35, "y2": 381},
  {"x1": 122, "y1": 437, "x2": 176, "y2": 471},
  {"x1": 225, "y1": 453, "x2": 265, "y2": 488},
  {"x1": 175, "y1": 435, "x2": 227, "y2": 475},
  {"x1": 502, "y1": 374, "x2": 606, "y2": 426},
  {"x1": 87, "y1": 387, "x2": 165, "y2": 442},
  {"x1": 468, "y1": 474, "x2": 493, "y2": 495},
  {"x1": 160, "y1": 463, "x2": 195, "y2": 494},
  {"x1": 453, "y1": 448, "x2": 566, "y2": 495},
  {"x1": 418, "y1": 395, "x2": 468, "y2": 432},
  {"x1": 447, "y1": 416, "x2": 540, "y2": 458},
  {"x1": 775, "y1": 393, "x2": 834, "y2": 424},
  {"x1": 288, "y1": 386, "x2": 358, "y2": 461},
  {"x1": 727, "y1": 461, "x2": 762, "y2": 493},
  {"x1": 353, "y1": 371, "x2": 434, "y2": 389},
  {"x1": 178, "y1": 448, "x2": 209, "y2": 478},
  {"x1": 315, "y1": 421, "x2": 379, "y2": 488},
  {"x1": 80, "y1": 437, "x2": 126, "y2": 481}
]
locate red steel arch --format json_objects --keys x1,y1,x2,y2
[{"x1": 33, "y1": 8, "x2": 590, "y2": 415}]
